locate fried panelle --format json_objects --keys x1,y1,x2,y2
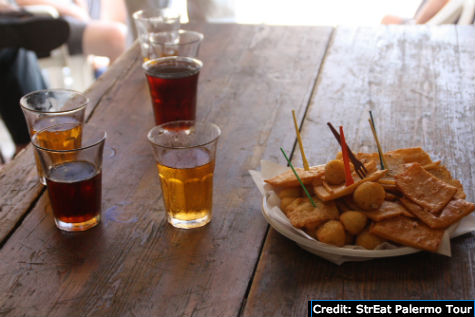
[
  {"x1": 428, "y1": 165, "x2": 466, "y2": 200},
  {"x1": 395, "y1": 163, "x2": 457, "y2": 214},
  {"x1": 370, "y1": 216, "x2": 444, "y2": 252},
  {"x1": 265, "y1": 165, "x2": 325, "y2": 188},
  {"x1": 364, "y1": 200, "x2": 412, "y2": 222},
  {"x1": 285, "y1": 197, "x2": 339, "y2": 230},
  {"x1": 400, "y1": 197, "x2": 475, "y2": 229}
]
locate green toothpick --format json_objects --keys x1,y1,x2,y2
[{"x1": 280, "y1": 147, "x2": 316, "y2": 207}]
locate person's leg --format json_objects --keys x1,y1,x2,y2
[
  {"x1": 98, "y1": 0, "x2": 126, "y2": 23},
  {"x1": 82, "y1": 20, "x2": 126, "y2": 62},
  {"x1": 0, "y1": 12, "x2": 69, "y2": 55},
  {"x1": 0, "y1": 47, "x2": 47, "y2": 146}
]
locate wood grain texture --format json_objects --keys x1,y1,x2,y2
[
  {"x1": 243, "y1": 26, "x2": 475, "y2": 316},
  {"x1": 0, "y1": 24, "x2": 332, "y2": 316}
]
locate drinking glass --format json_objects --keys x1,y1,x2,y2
[
  {"x1": 150, "y1": 29, "x2": 203, "y2": 58},
  {"x1": 32, "y1": 123, "x2": 106, "y2": 232},
  {"x1": 133, "y1": 8, "x2": 181, "y2": 61},
  {"x1": 20, "y1": 89, "x2": 88, "y2": 185},
  {"x1": 143, "y1": 56, "x2": 202, "y2": 125},
  {"x1": 148, "y1": 120, "x2": 221, "y2": 229}
]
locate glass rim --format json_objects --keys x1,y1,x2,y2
[
  {"x1": 132, "y1": 8, "x2": 180, "y2": 21},
  {"x1": 151, "y1": 29, "x2": 204, "y2": 46},
  {"x1": 142, "y1": 56, "x2": 203, "y2": 71},
  {"x1": 147, "y1": 120, "x2": 221, "y2": 150},
  {"x1": 32, "y1": 123, "x2": 106, "y2": 153},
  {"x1": 20, "y1": 89, "x2": 89, "y2": 114}
]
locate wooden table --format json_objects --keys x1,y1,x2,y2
[{"x1": 0, "y1": 24, "x2": 474, "y2": 316}]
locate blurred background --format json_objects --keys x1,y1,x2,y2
[{"x1": 1, "y1": 0, "x2": 473, "y2": 163}]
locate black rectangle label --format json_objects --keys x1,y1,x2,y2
[{"x1": 308, "y1": 300, "x2": 474, "y2": 317}]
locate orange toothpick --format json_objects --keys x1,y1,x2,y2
[{"x1": 339, "y1": 126, "x2": 354, "y2": 186}]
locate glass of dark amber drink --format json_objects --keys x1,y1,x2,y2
[
  {"x1": 143, "y1": 56, "x2": 203, "y2": 125},
  {"x1": 20, "y1": 89, "x2": 88, "y2": 185},
  {"x1": 148, "y1": 120, "x2": 221, "y2": 229},
  {"x1": 32, "y1": 123, "x2": 106, "y2": 232}
]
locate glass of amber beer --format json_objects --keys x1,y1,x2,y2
[
  {"x1": 32, "y1": 123, "x2": 106, "y2": 232},
  {"x1": 147, "y1": 120, "x2": 221, "y2": 229},
  {"x1": 143, "y1": 56, "x2": 202, "y2": 125},
  {"x1": 20, "y1": 89, "x2": 88, "y2": 185}
]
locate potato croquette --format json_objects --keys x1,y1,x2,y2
[
  {"x1": 316, "y1": 220, "x2": 346, "y2": 247},
  {"x1": 356, "y1": 228, "x2": 386, "y2": 250},
  {"x1": 340, "y1": 211, "x2": 368, "y2": 235},
  {"x1": 325, "y1": 159, "x2": 346, "y2": 185},
  {"x1": 353, "y1": 181, "x2": 385, "y2": 210}
]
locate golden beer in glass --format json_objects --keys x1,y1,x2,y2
[
  {"x1": 148, "y1": 121, "x2": 221, "y2": 229},
  {"x1": 20, "y1": 89, "x2": 87, "y2": 184}
]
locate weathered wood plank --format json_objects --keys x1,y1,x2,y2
[
  {"x1": 0, "y1": 24, "x2": 332, "y2": 316},
  {"x1": 244, "y1": 25, "x2": 475, "y2": 316}
]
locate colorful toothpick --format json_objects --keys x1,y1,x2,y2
[
  {"x1": 369, "y1": 110, "x2": 388, "y2": 170},
  {"x1": 339, "y1": 126, "x2": 354, "y2": 186},
  {"x1": 292, "y1": 110, "x2": 310, "y2": 171},
  {"x1": 280, "y1": 147, "x2": 316, "y2": 207}
]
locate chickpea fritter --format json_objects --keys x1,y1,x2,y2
[
  {"x1": 353, "y1": 181, "x2": 385, "y2": 210},
  {"x1": 340, "y1": 211, "x2": 368, "y2": 235},
  {"x1": 356, "y1": 228, "x2": 386, "y2": 250},
  {"x1": 316, "y1": 220, "x2": 346, "y2": 247},
  {"x1": 324, "y1": 159, "x2": 345, "y2": 185}
]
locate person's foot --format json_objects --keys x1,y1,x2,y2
[{"x1": 0, "y1": 13, "x2": 69, "y2": 55}]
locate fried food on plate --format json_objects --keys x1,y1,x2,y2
[
  {"x1": 353, "y1": 181, "x2": 385, "y2": 210},
  {"x1": 370, "y1": 216, "x2": 444, "y2": 252},
  {"x1": 284, "y1": 197, "x2": 339, "y2": 231},
  {"x1": 324, "y1": 159, "x2": 346, "y2": 185},
  {"x1": 265, "y1": 165, "x2": 325, "y2": 188},
  {"x1": 264, "y1": 147, "x2": 474, "y2": 253},
  {"x1": 314, "y1": 169, "x2": 387, "y2": 201},
  {"x1": 395, "y1": 163, "x2": 457, "y2": 214},
  {"x1": 316, "y1": 220, "x2": 346, "y2": 247},
  {"x1": 401, "y1": 197, "x2": 475, "y2": 229},
  {"x1": 356, "y1": 228, "x2": 386, "y2": 250},
  {"x1": 363, "y1": 200, "x2": 412, "y2": 222},
  {"x1": 340, "y1": 211, "x2": 367, "y2": 235}
]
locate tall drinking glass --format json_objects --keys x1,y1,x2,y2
[
  {"x1": 143, "y1": 56, "x2": 202, "y2": 125},
  {"x1": 32, "y1": 123, "x2": 106, "y2": 232},
  {"x1": 20, "y1": 89, "x2": 88, "y2": 185},
  {"x1": 150, "y1": 29, "x2": 203, "y2": 58},
  {"x1": 148, "y1": 120, "x2": 221, "y2": 229},
  {"x1": 133, "y1": 8, "x2": 181, "y2": 61}
]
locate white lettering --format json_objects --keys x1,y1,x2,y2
[
  {"x1": 356, "y1": 304, "x2": 364, "y2": 314},
  {"x1": 355, "y1": 304, "x2": 391, "y2": 314},
  {"x1": 313, "y1": 304, "x2": 351, "y2": 314},
  {"x1": 447, "y1": 305, "x2": 473, "y2": 314},
  {"x1": 313, "y1": 304, "x2": 322, "y2": 314}
]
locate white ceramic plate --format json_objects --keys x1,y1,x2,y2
[{"x1": 262, "y1": 195, "x2": 420, "y2": 262}]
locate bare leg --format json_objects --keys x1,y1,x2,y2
[
  {"x1": 381, "y1": 0, "x2": 449, "y2": 24},
  {"x1": 414, "y1": 0, "x2": 449, "y2": 23},
  {"x1": 82, "y1": 20, "x2": 126, "y2": 62},
  {"x1": 100, "y1": 0, "x2": 127, "y2": 23}
]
